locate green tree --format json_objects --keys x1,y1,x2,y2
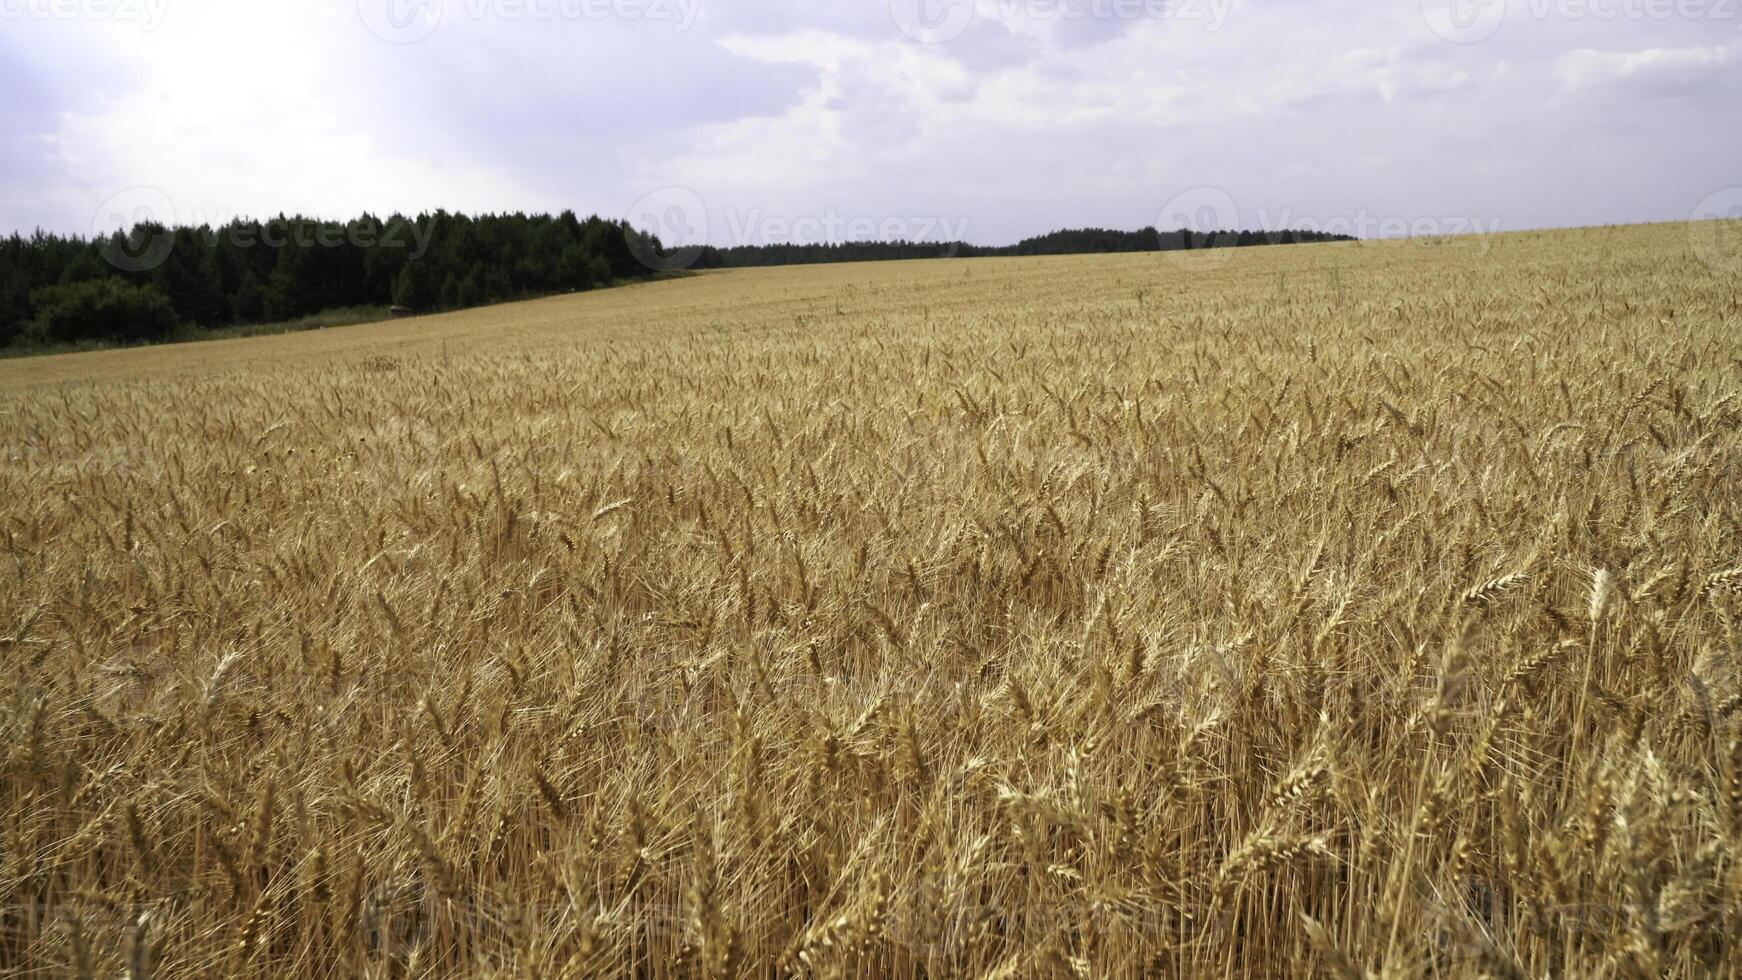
[
  {"x1": 392, "y1": 261, "x2": 441, "y2": 311},
  {"x1": 27, "y1": 279, "x2": 178, "y2": 345}
]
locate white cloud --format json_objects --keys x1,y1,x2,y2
[
  {"x1": 4, "y1": 0, "x2": 1740, "y2": 241},
  {"x1": 1557, "y1": 41, "x2": 1740, "y2": 90}
]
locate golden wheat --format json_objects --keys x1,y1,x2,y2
[{"x1": 2, "y1": 221, "x2": 1740, "y2": 977}]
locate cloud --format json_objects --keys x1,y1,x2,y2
[
  {"x1": 1557, "y1": 41, "x2": 1741, "y2": 93},
  {"x1": 3, "y1": 0, "x2": 1739, "y2": 242}
]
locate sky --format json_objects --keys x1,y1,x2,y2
[{"x1": 2, "y1": 0, "x2": 1739, "y2": 248}]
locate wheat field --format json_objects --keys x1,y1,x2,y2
[{"x1": 2, "y1": 221, "x2": 1740, "y2": 978}]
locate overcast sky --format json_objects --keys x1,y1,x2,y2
[{"x1": 3, "y1": 0, "x2": 1739, "y2": 247}]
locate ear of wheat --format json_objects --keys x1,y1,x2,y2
[{"x1": 1, "y1": 222, "x2": 1734, "y2": 978}]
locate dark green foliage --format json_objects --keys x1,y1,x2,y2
[
  {"x1": 26, "y1": 279, "x2": 179, "y2": 345},
  {"x1": 0, "y1": 210, "x2": 659, "y2": 349}
]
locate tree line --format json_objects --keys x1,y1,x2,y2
[
  {"x1": 1, "y1": 211, "x2": 661, "y2": 349},
  {"x1": 1, "y1": 211, "x2": 1353, "y2": 350},
  {"x1": 690, "y1": 226, "x2": 1353, "y2": 268}
]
